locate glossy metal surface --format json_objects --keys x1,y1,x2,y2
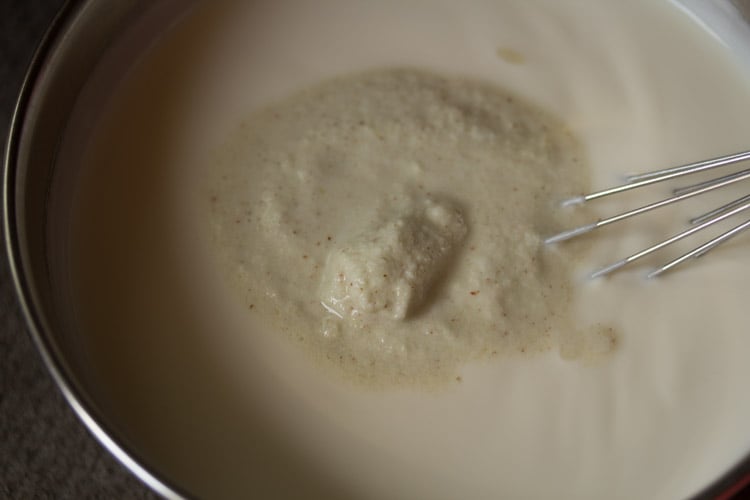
[{"x1": 3, "y1": 0, "x2": 185, "y2": 497}]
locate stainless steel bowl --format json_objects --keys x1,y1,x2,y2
[{"x1": 4, "y1": 1, "x2": 750, "y2": 498}]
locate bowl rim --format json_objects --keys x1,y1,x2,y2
[{"x1": 2, "y1": 1, "x2": 188, "y2": 498}]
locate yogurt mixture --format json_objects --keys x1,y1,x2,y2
[
  {"x1": 208, "y1": 68, "x2": 612, "y2": 386},
  {"x1": 68, "y1": 1, "x2": 750, "y2": 499}
]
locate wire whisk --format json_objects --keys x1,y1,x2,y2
[{"x1": 545, "y1": 150, "x2": 750, "y2": 278}]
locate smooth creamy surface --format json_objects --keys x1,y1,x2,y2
[
  {"x1": 208, "y1": 69, "x2": 606, "y2": 386},
  {"x1": 67, "y1": 1, "x2": 750, "y2": 499}
]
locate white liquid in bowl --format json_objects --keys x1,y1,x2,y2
[{"x1": 67, "y1": 1, "x2": 750, "y2": 499}]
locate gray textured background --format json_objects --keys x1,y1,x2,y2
[{"x1": 0, "y1": 1, "x2": 157, "y2": 498}]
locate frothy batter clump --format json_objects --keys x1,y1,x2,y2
[{"x1": 208, "y1": 68, "x2": 614, "y2": 386}]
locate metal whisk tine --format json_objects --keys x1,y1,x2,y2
[
  {"x1": 647, "y1": 218, "x2": 750, "y2": 278},
  {"x1": 589, "y1": 199, "x2": 750, "y2": 279},
  {"x1": 623, "y1": 150, "x2": 750, "y2": 183},
  {"x1": 690, "y1": 193, "x2": 750, "y2": 225},
  {"x1": 560, "y1": 150, "x2": 750, "y2": 208},
  {"x1": 545, "y1": 150, "x2": 750, "y2": 278},
  {"x1": 672, "y1": 168, "x2": 750, "y2": 197}
]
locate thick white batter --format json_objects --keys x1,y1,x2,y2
[{"x1": 68, "y1": 1, "x2": 750, "y2": 499}]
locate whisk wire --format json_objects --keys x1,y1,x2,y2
[
  {"x1": 589, "y1": 199, "x2": 750, "y2": 279},
  {"x1": 545, "y1": 169, "x2": 750, "y2": 245},
  {"x1": 690, "y1": 193, "x2": 750, "y2": 225},
  {"x1": 562, "y1": 150, "x2": 750, "y2": 207},
  {"x1": 672, "y1": 168, "x2": 750, "y2": 197},
  {"x1": 624, "y1": 150, "x2": 750, "y2": 183},
  {"x1": 647, "y1": 218, "x2": 750, "y2": 278}
]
